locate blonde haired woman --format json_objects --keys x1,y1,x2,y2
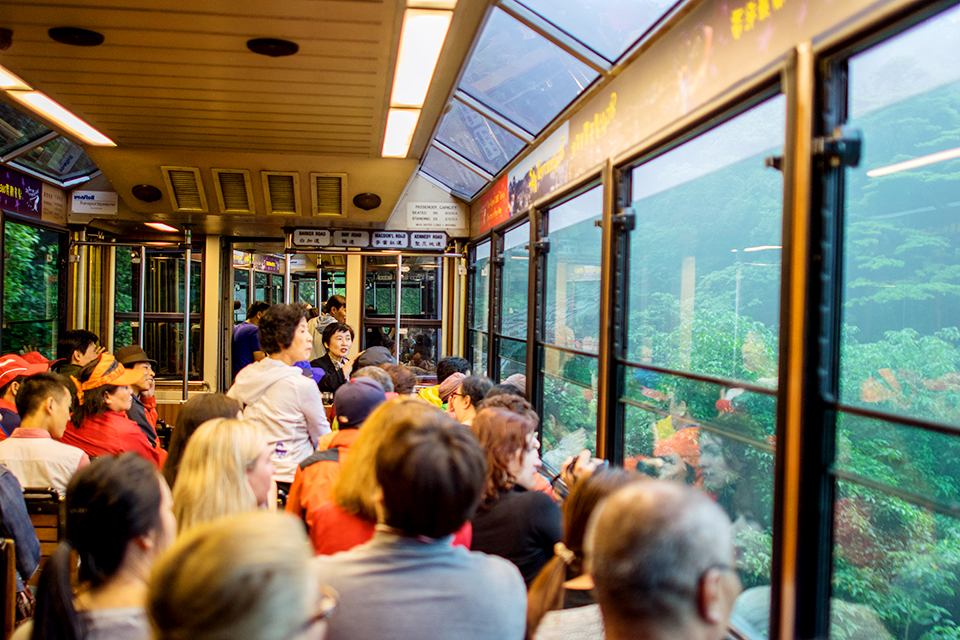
[
  {"x1": 307, "y1": 397, "x2": 473, "y2": 554},
  {"x1": 172, "y1": 418, "x2": 275, "y2": 534},
  {"x1": 149, "y1": 512, "x2": 337, "y2": 640}
]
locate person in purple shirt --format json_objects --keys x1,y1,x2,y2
[{"x1": 233, "y1": 302, "x2": 270, "y2": 377}]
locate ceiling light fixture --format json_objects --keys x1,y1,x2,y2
[
  {"x1": 132, "y1": 184, "x2": 163, "y2": 202},
  {"x1": 48, "y1": 27, "x2": 105, "y2": 47},
  {"x1": 381, "y1": 7, "x2": 453, "y2": 158},
  {"x1": 382, "y1": 108, "x2": 421, "y2": 157},
  {"x1": 247, "y1": 38, "x2": 299, "y2": 57},
  {"x1": 6, "y1": 91, "x2": 115, "y2": 146},
  {"x1": 0, "y1": 64, "x2": 30, "y2": 91},
  {"x1": 867, "y1": 145, "x2": 960, "y2": 177},
  {"x1": 145, "y1": 222, "x2": 178, "y2": 232}
]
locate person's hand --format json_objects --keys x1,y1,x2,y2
[{"x1": 561, "y1": 449, "x2": 607, "y2": 487}]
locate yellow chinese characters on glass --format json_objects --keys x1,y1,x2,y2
[{"x1": 731, "y1": 0, "x2": 784, "y2": 40}]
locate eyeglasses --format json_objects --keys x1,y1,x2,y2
[{"x1": 299, "y1": 585, "x2": 339, "y2": 634}]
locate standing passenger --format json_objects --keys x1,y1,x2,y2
[
  {"x1": 309, "y1": 294, "x2": 347, "y2": 361},
  {"x1": 114, "y1": 345, "x2": 160, "y2": 446},
  {"x1": 233, "y1": 301, "x2": 269, "y2": 377},
  {"x1": 227, "y1": 304, "x2": 330, "y2": 499},
  {"x1": 314, "y1": 403, "x2": 526, "y2": 640}
]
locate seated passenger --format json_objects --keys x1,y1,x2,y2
[
  {"x1": 114, "y1": 345, "x2": 160, "y2": 446},
  {"x1": 417, "y1": 356, "x2": 470, "y2": 407},
  {"x1": 381, "y1": 363, "x2": 416, "y2": 395},
  {"x1": 0, "y1": 372, "x2": 89, "y2": 496},
  {"x1": 527, "y1": 468, "x2": 641, "y2": 640},
  {"x1": 285, "y1": 378, "x2": 386, "y2": 523},
  {"x1": 589, "y1": 481, "x2": 741, "y2": 640},
  {"x1": 149, "y1": 512, "x2": 337, "y2": 640},
  {"x1": 309, "y1": 294, "x2": 347, "y2": 361},
  {"x1": 228, "y1": 304, "x2": 330, "y2": 497},
  {"x1": 61, "y1": 354, "x2": 167, "y2": 468},
  {"x1": 470, "y1": 407, "x2": 562, "y2": 586},
  {"x1": 353, "y1": 345, "x2": 395, "y2": 370},
  {"x1": 173, "y1": 418, "x2": 274, "y2": 534},
  {"x1": 16, "y1": 454, "x2": 176, "y2": 640},
  {"x1": 52, "y1": 329, "x2": 101, "y2": 411},
  {"x1": 449, "y1": 375, "x2": 493, "y2": 426},
  {"x1": 484, "y1": 382, "x2": 526, "y2": 402},
  {"x1": 0, "y1": 354, "x2": 49, "y2": 436},
  {"x1": 314, "y1": 401, "x2": 526, "y2": 640},
  {"x1": 308, "y1": 398, "x2": 473, "y2": 555},
  {"x1": 161, "y1": 393, "x2": 242, "y2": 489},
  {"x1": 352, "y1": 366, "x2": 397, "y2": 399},
  {"x1": 479, "y1": 393, "x2": 556, "y2": 499},
  {"x1": 311, "y1": 323, "x2": 359, "y2": 394},
  {"x1": 0, "y1": 463, "x2": 40, "y2": 623}
]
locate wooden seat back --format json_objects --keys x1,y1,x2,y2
[
  {"x1": 22, "y1": 488, "x2": 63, "y2": 588},
  {"x1": 0, "y1": 538, "x2": 14, "y2": 640}
]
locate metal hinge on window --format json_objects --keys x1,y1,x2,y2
[
  {"x1": 613, "y1": 208, "x2": 636, "y2": 231},
  {"x1": 813, "y1": 125, "x2": 862, "y2": 168},
  {"x1": 531, "y1": 238, "x2": 550, "y2": 254}
]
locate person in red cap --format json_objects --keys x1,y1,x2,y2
[
  {"x1": 60, "y1": 354, "x2": 167, "y2": 468},
  {"x1": 0, "y1": 354, "x2": 49, "y2": 437}
]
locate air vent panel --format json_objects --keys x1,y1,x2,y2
[
  {"x1": 212, "y1": 168, "x2": 254, "y2": 214},
  {"x1": 161, "y1": 166, "x2": 208, "y2": 212},
  {"x1": 311, "y1": 172, "x2": 347, "y2": 217},
  {"x1": 261, "y1": 171, "x2": 301, "y2": 215}
]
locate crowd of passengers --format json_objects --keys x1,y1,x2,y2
[{"x1": 0, "y1": 302, "x2": 742, "y2": 640}]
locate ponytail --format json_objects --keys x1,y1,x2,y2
[
  {"x1": 31, "y1": 543, "x2": 81, "y2": 640},
  {"x1": 526, "y1": 546, "x2": 576, "y2": 639}
]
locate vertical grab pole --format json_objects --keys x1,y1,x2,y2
[
  {"x1": 182, "y1": 228, "x2": 191, "y2": 402},
  {"x1": 138, "y1": 246, "x2": 146, "y2": 348},
  {"x1": 394, "y1": 255, "x2": 402, "y2": 362},
  {"x1": 283, "y1": 229, "x2": 292, "y2": 304}
]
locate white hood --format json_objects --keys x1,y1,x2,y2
[{"x1": 228, "y1": 358, "x2": 304, "y2": 406}]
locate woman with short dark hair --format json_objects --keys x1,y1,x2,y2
[
  {"x1": 228, "y1": 304, "x2": 330, "y2": 497},
  {"x1": 309, "y1": 294, "x2": 348, "y2": 361},
  {"x1": 312, "y1": 322, "x2": 359, "y2": 394}
]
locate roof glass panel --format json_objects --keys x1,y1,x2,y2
[
  {"x1": 0, "y1": 101, "x2": 52, "y2": 157},
  {"x1": 435, "y1": 101, "x2": 526, "y2": 175},
  {"x1": 10, "y1": 137, "x2": 98, "y2": 182},
  {"x1": 459, "y1": 8, "x2": 599, "y2": 135},
  {"x1": 517, "y1": 0, "x2": 675, "y2": 61},
  {"x1": 421, "y1": 147, "x2": 487, "y2": 198}
]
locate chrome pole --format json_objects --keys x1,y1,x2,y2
[
  {"x1": 138, "y1": 245, "x2": 146, "y2": 348},
  {"x1": 182, "y1": 228, "x2": 191, "y2": 401}
]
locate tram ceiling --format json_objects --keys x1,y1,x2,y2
[{"x1": 0, "y1": 0, "x2": 490, "y2": 234}]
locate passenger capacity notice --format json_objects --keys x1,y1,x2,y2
[
  {"x1": 407, "y1": 202, "x2": 465, "y2": 230},
  {"x1": 291, "y1": 229, "x2": 446, "y2": 251}
]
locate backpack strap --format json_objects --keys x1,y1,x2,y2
[{"x1": 299, "y1": 447, "x2": 340, "y2": 470}]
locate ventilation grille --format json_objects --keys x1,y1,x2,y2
[
  {"x1": 212, "y1": 168, "x2": 254, "y2": 214},
  {"x1": 261, "y1": 171, "x2": 300, "y2": 215},
  {"x1": 161, "y1": 167, "x2": 207, "y2": 212},
  {"x1": 311, "y1": 173, "x2": 346, "y2": 216}
]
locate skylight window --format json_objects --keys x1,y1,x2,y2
[
  {"x1": 435, "y1": 101, "x2": 526, "y2": 174},
  {"x1": 422, "y1": 147, "x2": 488, "y2": 198}
]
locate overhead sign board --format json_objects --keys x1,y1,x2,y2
[
  {"x1": 71, "y1": 190, "x2": 118, "y2": 215},
  {"x1": 292, "y1": 229, "x2": 331, "y2": 247},
  {"x1": 0, "y1": 168, "x2": 42, "y2": 219},
  {"x1": 291, "y1": 229, "x2": 447, "y2": 251}
]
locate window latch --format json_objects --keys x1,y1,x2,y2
[
  {"x1": 612, "y1": 208, "x2": 636, "y2": 232},
  {"x1": 532, "y1": 238, "x2": 550, "y2": 254},
  {"x1": 813, "y1": 125, "x2": 863, "y2": 168}
]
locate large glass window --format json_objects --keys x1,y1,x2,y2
[
  {"x1": 497, "y1": 222, "x2": 530, "y2": 380},
  {"x1": 830, "y1": 8, "x2": 960, "y2": 639},
  {"x1": 114, "y1": 247, "x2": 202, "y2": 379},
  {"x1": 233, "y1": 268, "x2": 249, "y2": 324},
  {"x1": 2, "y1": 221, "x2": 63, "y2": 358},
  {"x1": 622, "y1": 95, "x2": 785, "y2": 636},
  {"x1": 468, "y1": 241, "x2": 491, "y2": 376},
  {"x1": 0, "y1": 102, "x2": 52, "y2": 156},
  {"x1": 10, "y1": 137, "x2": 98, "y2": 183},
  {"x1": 539, "y1": 186, "x2": 602, "y2": 466},
  {"x1": 435, "y1": 101, "x2": 526, "y2": 175}
]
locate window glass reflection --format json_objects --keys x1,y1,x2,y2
[
  {"x1": 472, "y1": 241, "x2": 491, "y2": 331},
  {"x1": 460, "y1": 8, "x2": 598, "y2": 134},
  {"x1": 544, "y1": 186, "x2": 602, "y2": 352},
  {"x1": 500, "y1": 223, "x2": 529, "y2": 339},
  {"x1": 517, "y1": 0, "x2": 674, "y2": 61},
  {"x1": 2, "y1": 222, "x2": 61, "y2": 359},
  {"x1": 628, "y1": 96, "x2": 785, "y2": 387},
  {"x1": 11, "y1": 136, "x2": 98, "y2": 182},
  {"x1": 436, "y1": 101, "x2": 526, "y2": 175},
  {"x1": 422, "y1": 147, "x2": 487, "y2": 198},
  {"x1": 541, "y1": 346, "x2": 597, "y2": 462},
  {"x1": 0, "y1": 101, "x2": 52, "y2": 156}
]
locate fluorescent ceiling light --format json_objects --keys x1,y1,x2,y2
[
  {"x1": 867, "y1": 145, "x2": 960, "y2": 177},
  {"x1": 390, "y1": 9, "x2": 453, "y2": 108},
  {"x1": 382, "y1": 108, "x2": 420, "y2": 157},
  {"x1": 0, "y1": 65, "x2": 31, "y2": 91},
  {"x1": 145, "y1": 222, "x2": 178, "y2": 232},
  {"x1": 407, "y1": 0, "x2": 457, "y2": 8},
  {"x1": 6, "y1": 91, "x2": 115, "y2": 146}
]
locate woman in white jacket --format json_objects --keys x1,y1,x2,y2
[{"x1": 227, "y1": 304, "x2": 330, "y2": 498}]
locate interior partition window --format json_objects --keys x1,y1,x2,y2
[
  {"x1": 538, "y1": 185, "x2": 602, "y2": 466},
  {"x1": 825, "y1": 7, "x2": 960, "y2": 639},
  {"x1": 467, "y1": 241, "x2": 491, "y2": 376},
  {"x1": 496, "y1": 221, "x2": 530, "y2": 382},
  {"x1": 620, "y1": 94, "x2": 785, "y2": 638},
  {"x1": 114, "y1": 247, "x2": 202, "y2": 379},
  {"x1": 1, "y1": 219, "x2": 65, "y2": 359}
]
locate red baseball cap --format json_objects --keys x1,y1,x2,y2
[{"x1": 0, "y1": 354, "x2": 50, "y2": 389}]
